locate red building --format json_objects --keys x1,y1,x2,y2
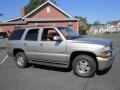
[{"x1": 0, "y1": 0, "x2": 78, "y2": 36}]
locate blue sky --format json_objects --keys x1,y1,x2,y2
[{"x1": 0, "y1": 0, "x2": 120, "y2": 24}]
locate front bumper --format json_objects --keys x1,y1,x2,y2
[{"x1": 97, "y1": 51, "x2": 115, "y2": 70}]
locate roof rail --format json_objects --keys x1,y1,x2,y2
[{"x1": 14, "y1": 25, "x2": 55, "y2": 29}]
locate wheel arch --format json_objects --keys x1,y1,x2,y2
[
  {"x1": 13, "y1": 48, "x2": 25, "y2": 57},
  {"x1": 69, "y1": 51, "x2": 98, "y2": 69}
]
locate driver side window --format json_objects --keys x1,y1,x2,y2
[{"x1": 41, "y1": 28, "x2": 59, "y2": 41}]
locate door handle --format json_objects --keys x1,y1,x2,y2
[
  {"x1": 24, "y1": 43, "x2": 27, "y2": 46},
  {"x1": 40, "y1": 43, "x2": 43, "y2": 46}
]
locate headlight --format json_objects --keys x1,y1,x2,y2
[
  {"x1": 100, "y1": 46, "x2": 111, "y2": 58},
  {"x1": 103, "y1": 46, "x2": 111, "y2": 51}
]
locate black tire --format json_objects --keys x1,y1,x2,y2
[
  {"x1": 15, "y1": 52, "x2": 28, "y2": 68},
  {"x1": 72, "y1": 55, "x2": 96, "y2": 78}
]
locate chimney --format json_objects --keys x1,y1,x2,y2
[{"x1": 21, "y1": 6, "x2": 25, "y2": 17}]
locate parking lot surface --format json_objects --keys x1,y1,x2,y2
[{"x1": 0, "y1": 33, "x2": 120, "y2": 90}]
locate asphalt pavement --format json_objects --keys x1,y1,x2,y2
[{"x1": 0, "y1": 33, "x2": 120, "y2": 90}]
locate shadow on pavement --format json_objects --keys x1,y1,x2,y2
[
  {"x1": 31, "y1": 64, "x2": 72, "y2": 72},
  {"x1": 96, "y1": 66, "x2": 112, "y2": 75},
  {"x1": 0, "y1": 47, "x2": 6, "y2": 50},
  {"x1": 29, "y1": 63, "x2": 112, "y2": 75}
]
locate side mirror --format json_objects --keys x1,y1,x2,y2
[{"x1": 53, "y1": 36, "x2": 62, "y2": 41}]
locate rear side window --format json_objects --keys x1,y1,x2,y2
[
  {"x1": 9, "y1": 29, "x2": 25, "y2": 40},
  {"x1": 25, "y1": 29, "x2": 39, "y2": 41}
]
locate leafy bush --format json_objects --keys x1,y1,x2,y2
[{"x1": 104, "y1": 31, "x2": 111, "y2": 34}]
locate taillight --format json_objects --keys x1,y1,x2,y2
[{"x1": 6, "y1": 38, "x2": 8, "y2": 50}]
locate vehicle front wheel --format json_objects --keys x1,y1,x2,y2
[
  {"x1": 72, "y1": 55, "x2": 96, "y2": 78},
  {"x1": 15, "y1": 52, "x2": 28, "y2": 68}
]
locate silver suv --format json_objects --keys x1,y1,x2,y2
[{"x1": 7, "y1": 26, "x2": 115, "y2": 78}]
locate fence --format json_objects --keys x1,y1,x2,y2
[
  {"x1": 0, "y1": 38, "x2": 6, "y2": 49},
  {"x1": 0, "y1": 32, "x2": 7, "y2": 49}
]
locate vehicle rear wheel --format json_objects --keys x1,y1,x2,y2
[
  {"x1": 72, "y1": 55, "x2": 96, "y2": 78},
  {"x1": 15, "y1": 52, "x2": 28, "y2": 68}
]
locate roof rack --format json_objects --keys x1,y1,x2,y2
[{"x1": 14, "y1": 25, "x2": 55, "y2": 29}]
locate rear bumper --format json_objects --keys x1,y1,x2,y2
[{"x1": 97, "y1": 51, "x2": 115, "y2": 70}]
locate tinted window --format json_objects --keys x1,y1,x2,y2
[
  {"x1": 9, "y1": 29, "x2": 25, "y2": 40},
  {"x1": 25, "y1": 29, "x2": 39, "y2": 41}
]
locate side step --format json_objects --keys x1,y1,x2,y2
[{"x1": 29, "y1": 60, "x2": 69, "y2": 68}]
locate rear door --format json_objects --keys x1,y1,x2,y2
[{"x1": 24, "y1": 28, "x2": 41, "y2": 60}]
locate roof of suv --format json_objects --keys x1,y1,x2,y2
[{"x1": 14, "y1": 26, "x2": 68, "y2": 31}]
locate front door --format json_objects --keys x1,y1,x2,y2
[{"x1": 39, "y1": 28, "x2": 67, "y2": 63}]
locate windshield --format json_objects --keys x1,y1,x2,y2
[{"x1": 57, "y1": 27, "x2": 80, "y2": 40}]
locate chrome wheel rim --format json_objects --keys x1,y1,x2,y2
[
  {"x1": 16, "y1": 56, "x2": 24, "y2": 66},
  {"x1": 77, "y1": 60, "x2": 90, "y2": 74}
]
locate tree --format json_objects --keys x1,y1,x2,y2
[
  {"x1": 75, "y1": 16, "x2": 91, "y2": 35},
  {"x1": 75, "y1": 16, "x2": 90, "y2": 31},
  {"x1": 93, "y1": 20, "x2": 101, "y2": 26},
  {"x1": 0, "y1": 13, "x2": 3, "y2": 22},
  {"x1": 25, "y1": 0, "x2": 56, "y2": 14},
  {"x1": 0, "y1": 13, "x2": 3, "y2": 16}
]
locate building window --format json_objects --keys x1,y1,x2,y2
[{"x1": 47, "y1": 6, "x2": 51, "y2": 13}]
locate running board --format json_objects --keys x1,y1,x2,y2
[{"x1": 29, "y1": 60, "x2": 69, "y2": 68}]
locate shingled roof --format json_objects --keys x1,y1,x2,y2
[
  {"x1": 22, "y1": 0, "x2": 74, "y2": 20},
  {"x1": 107, "y1": 20, "x2": 120, "y2": 26}
]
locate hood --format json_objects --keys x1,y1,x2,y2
[{"x1": 72, "y1": 37, "x2": 112, "y2": 46}]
